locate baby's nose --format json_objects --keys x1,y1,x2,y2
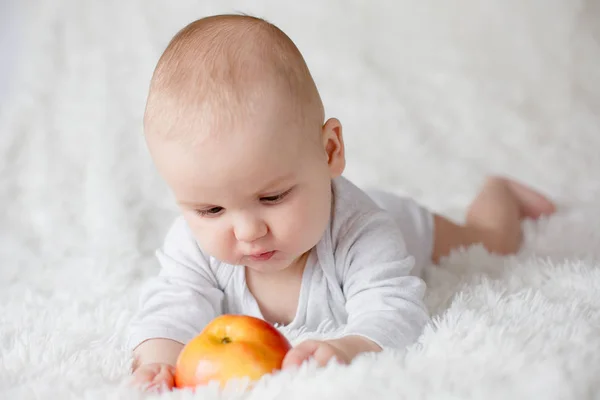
[{"x1": 233, "y1": 215, "x2": 268, "y2": 243}]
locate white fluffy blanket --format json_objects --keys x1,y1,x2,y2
[{"x1": 2, "y1": 0, "x2": 600, "y2": 398}]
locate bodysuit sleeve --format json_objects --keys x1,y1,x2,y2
[
  {"x1": 125, "y1": 217, "x2": 224, "y2": 351},
  {"x1": 335, "y1": 209, "x2": 430, "y2": 350}
]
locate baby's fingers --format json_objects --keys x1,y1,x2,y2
[
  {"x1": 131, "y1": 368, "x2": 156, "y2": 387},
  {"x1": 130, "y1": 364, "x2": 175, "y2": 392},
  {"x1": 282, "y1": 340, "x2": 320, "y2": 368},
  {"x1": 312, "y1": 343, "x2": 341, "y2": 367},
  {"x1": 282, "y1": 340, "x2": 344, "y2": 368},
  {"x1": 147, "y1": 365, "x2": 175, "y2": 392}
]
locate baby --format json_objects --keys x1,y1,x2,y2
[{"x1": 127, "y1": 14, "x2": 555, "y2": 390}]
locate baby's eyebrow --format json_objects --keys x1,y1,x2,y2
[
  {"x1": 257, "y1": 173, "x2": 295, "y2": 193},
  {"x1": 176, "y1": 174, "x2": 296, "y2": 207},
  {"x1": 177, "y1": 200, "x2": 217, "y2": 208},
  {"x1": 177, "y1": 200, "x2": 214, "y2": 208}
]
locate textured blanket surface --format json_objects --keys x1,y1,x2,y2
[{"x1": 1, "y1": 1, "x2": 600, "y2": 399}]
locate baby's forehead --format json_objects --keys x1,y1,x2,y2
[
  {"x1": 195, "y1": 109, "x2": 312, "y2": 151},
  {"x1": 149, "y1": 86, "x2": 315, "y2": 150},
  {"x1": 149, "y1": 121, "x2": 311, "y2": 198}
]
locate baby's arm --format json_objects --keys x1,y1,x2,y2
[
  {"x1": 132, "y1": 338, "x2": 184, "y2": 369},
  {"x1": 338, "y1": 210, "x2": 430, "y2": 353},
  {"x1": 283, "y1": 210, "x2": 430, "y2": 368},
  {"x1": 127, "y1": 218, "x2": 224, "y2": 388}
]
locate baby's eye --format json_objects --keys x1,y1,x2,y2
[
  {"x1": 196, "y1": 206, "x2": 224, "y2": 217},
  {"x1": 260, "y1": 189, "x2": 292, "y2": 204}
]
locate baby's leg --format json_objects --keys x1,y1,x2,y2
[
  {"x1": 368, "y1": 176, "x2": 556, "y2": 268},
  {"x1": 432, "y1": 176, "x2": 556, "y2": 262}
]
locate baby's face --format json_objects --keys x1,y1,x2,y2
[{"x1": 148, "y1": 111, "x2": 336, "y2": 274}]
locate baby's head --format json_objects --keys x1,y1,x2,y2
[{"x1": 144, "y1": 14, "x2": 345, "y2": 273}]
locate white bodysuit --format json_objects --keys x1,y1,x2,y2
[{"x1": 127, "y1": 176, "x2": 434, "y2": 351}]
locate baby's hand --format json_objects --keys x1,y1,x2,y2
[
  {"x1": 282, "y1": 339, "x2": 352, "y2": 369},
  {"x1": 282, "y1": 336, "x2": 381, "y2": 369},
  {"x1": 130, "y1": 363, "x2": 176, "y2": 393}
]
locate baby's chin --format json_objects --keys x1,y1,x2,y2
[
  {"x1": 243, "y1": 259, "x2": 292, "y2": 274},
  {"x1": 241, "y1": 252, "x2": 303, "y2": 274}
]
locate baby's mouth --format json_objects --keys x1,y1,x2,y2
[{"x1": 247, "y1": 251, "x2": 276, "y2": 261}]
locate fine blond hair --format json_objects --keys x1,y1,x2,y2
[{"x1": 143, "y1": 14, "x2": 325, "y2": 143}]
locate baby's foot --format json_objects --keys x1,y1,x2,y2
[
  {"x1": 504, "y1": 178, "x2": 556, "y2": 219},
  {"x1": 465, "y1": 176, "x2": 555, "y2": 254}
]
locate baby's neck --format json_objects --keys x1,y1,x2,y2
[
  {"x1": 244, "y1": 251, "x2": 310, "y2": 326},
  {"x1": 246, "y1": 251, "x2": 309, "y2": 281}
]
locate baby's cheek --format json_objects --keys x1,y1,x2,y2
[
  {"x1": 189, "y1": 222, "x2": 231, "y2": 259},
  {"x1": 280, "y1": 200, "x2": 323, "y2": 246}
]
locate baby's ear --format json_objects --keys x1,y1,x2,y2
[{"x1": 322, "y1": 118, "x2": 345, "y2": 178}]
